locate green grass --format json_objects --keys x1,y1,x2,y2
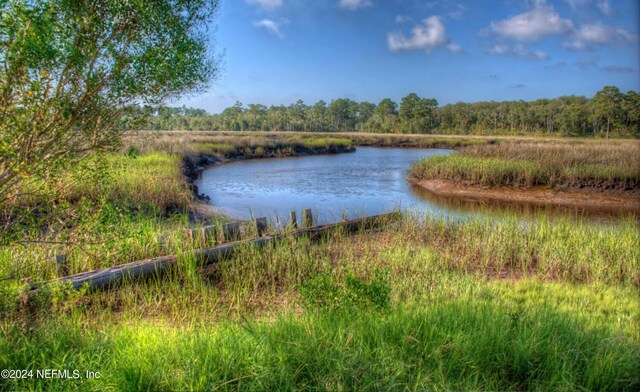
[
  {"x1": 1, "y1": 277, "x2": 638, "y2": 391},
  {"x1": 2, "y1": 135, "x2": 639, "y2": 391},
  {"x1": 127, "y1": 132, "x2": 355, "y2": 158},
  {"x1": 0, "y1": 152, "x2": 203, "y2": 284},
  {"x1": 285, "y1": 136, "x2": 354, "y2": 150},
  {"x1": 411, "y1": 155, "x2": 547, "y2": 187},
  {"x1": 2, "y1": 212, "x2": 639, "y2": 390},
  {"x1": 410, "y1": 140, "x2": 640, "y2": 190}
]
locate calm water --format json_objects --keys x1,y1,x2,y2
[
  {"x1": 195, "y1": 147, "x2": 457, "y2": 222},
  {"x1": 195, "y1": 147, "x2": 632, "y2": 223}
]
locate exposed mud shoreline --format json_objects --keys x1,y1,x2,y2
[{"x1": 410, "y1": 179, "x2": 640, "y2": 214}]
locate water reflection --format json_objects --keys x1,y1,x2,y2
[{"x1": 409, "y1": 183, "x2": 638, "y2": 223}]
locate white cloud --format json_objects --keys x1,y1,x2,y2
[
  {"x1": 339, "y1": 0, "x2": 372, "y2": 11},
  {"x1": 253, "y1": 19, "x2": 284, "y2": 38},
  {"x1": 246, "y1": 0, "x2": 283, "y2": 9},
  {"x1": 564, "y1": 22, "x2": 636, "y2": 50},
  {"x1": 513, "y1": 44, "x2": 549, "y2": 60},
  {"x1": 395, "y1": 15, "x2": 411, "y2": 23},
  {"x1": 488, "y1": 43, "x2": 549, "y2": 60},
  {"x1": 490, "y1": 3, "x2": 573, "y2": 41},
  {"x1": 596, "y1": 0, "x2": 615, "y2": 16},
  {"x1": 387, "y1": 16, "x2": 460, "y2": 53}
]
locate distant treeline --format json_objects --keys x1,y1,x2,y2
[{"x1": 131, "y1": 86, "x2": 639, "y2": 137}]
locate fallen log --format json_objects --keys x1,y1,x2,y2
[{"x1": 30, "y1": 211, "x2": 401, "y2": 294}]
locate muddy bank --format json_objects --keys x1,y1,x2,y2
[{"x1": 411, "y1": 179, "x2": 640, "y2": 214}]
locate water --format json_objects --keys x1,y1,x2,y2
[
  {"x1": 194, "y1": 147, "x2": 634, "y2": 223},
  {"x1": 195, "y1": 147, "x2": 457, "y2": 222}
]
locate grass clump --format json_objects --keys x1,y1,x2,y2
[
  {"x1": 300, "y1": 270, "x2": 391, "y2": 312},
  {"x1": 410, "y1": 140, "x2": 640, "y2": 191}
]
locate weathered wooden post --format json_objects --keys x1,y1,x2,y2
[
  {"x1": 302, "y1": 208, "x2": 313, "y2": 228},
  {"x1": 222, "y1": 222, "x2": 241, "y2": 242},
  {"x1": 202, "y1": 225, "x2": 217, "y2": 245},
  {"x1": 254, "y1": 217, "x2": 267, "y2": 237},
  {"x1": 289, "y1": 211, "x2": 298, "y2": 229}
]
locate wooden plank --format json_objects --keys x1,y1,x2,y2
[{"x1": 30, "y1": 211, "x2": 401, "y2": 293}]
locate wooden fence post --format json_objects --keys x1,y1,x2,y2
[
  {"x1": 289, "y1": 211, "x2": 298, "y2": 229},
  {"x1": 222, "y1": 222, "x2": 241, "y2": 242},
  {"x1": 254, "y1": 217, "x2": 267, "y2": 237},
  {"x1": 202, "y1": 225, "x2": 217, "y2": 245},
  {"x1": 302, "y1": 208, "x2": 313, "y2": 228}
]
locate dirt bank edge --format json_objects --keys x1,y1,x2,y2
[{"x1": 410, "y1": 179, "x2": 640, "y2": 213}]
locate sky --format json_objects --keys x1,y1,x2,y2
[{"x1": 179, "y1": 0, "x2": 640, "y2": 113}]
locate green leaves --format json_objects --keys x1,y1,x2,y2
[{"x1": 0, "y1": 0, "x2": 220, "y2": 205}]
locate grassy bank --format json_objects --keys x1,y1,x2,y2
[
  {"x1": 0, "y1": 152, "x2": 200, "y2": 285},
  {"x1": 2, "y1": 133, "x2": 639, "y2": 390},
  {"x1": 128, "y1": 130, "x2": 498, "y2": 151},
  {"x1": 1, "y1": 213, "x2": 639, "y2": 390},
  {"x1": 410, "y1": 140, "x2": 640, "y2": 192},
  {"x1": 125, "y1": 131, "x2": 355, "y2": 157}
]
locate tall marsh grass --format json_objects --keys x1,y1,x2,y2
[
  {"x1": 125, "y1": 132, "x2": 355, "y2": 158},
  {"x1": 0, "y1": 152, "x2": 199, "y2": 283},
  {"x1": 410, "y1": 140, "x2": 640, "y2": 190}
]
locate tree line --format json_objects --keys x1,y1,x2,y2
[{"x1": 135, "y1": 86, "x2": 639, "y2": 137}]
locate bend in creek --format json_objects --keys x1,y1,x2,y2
[{"x1": 194, "y1": 147, "x2": 633, "y2": 224}]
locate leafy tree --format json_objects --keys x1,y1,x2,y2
[
  {"x1": 266, "y1": 105, "x2": 288, "y2": 131},
  {"x1": 134, "y1": 85, "x2": 638, "y2": 136},
  {"x1": 399, "y1": 93, "x2": 438, "y2": 133},
  {"x1": 288, "y1": 100, "x2": 308, "y2": 131},
  {"x1": 558, "y1": 103, "x2": 590, "y2": 136},
  {"x1": 327, "y1": 98, "x2": 357, "y2": 132},
  {"x1": 356, "y1": 102, "x2": 376, "y2": 131},
  {"x1": 221, "y1": 102, "x2": 245, "y2": 131},
  {"x1": 0, "y1": 0, "x2": 219, "y2": 202},
  {"x1": 590, "y1": 86, "x2": 623, "y2": 138},
  {"x1": 308, "y1": 100, "x2": 328, "y2": 131},
  {"x1": 621, "y1": 90, "x2": 640, "y2": 135},
  {"x1": 246, "y1": 104, "x2": 268, "y2": 131},
  {"x1": 375, "y1": 98, "x2": 398, "y2": 117}
]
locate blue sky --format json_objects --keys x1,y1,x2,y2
[{"x1": 180, "y1": 0, "x2": 640, "y2": 113}]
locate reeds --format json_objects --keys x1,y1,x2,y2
[{"x1": 410, "y1": 140, "x2": 640, "y2": 190}]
